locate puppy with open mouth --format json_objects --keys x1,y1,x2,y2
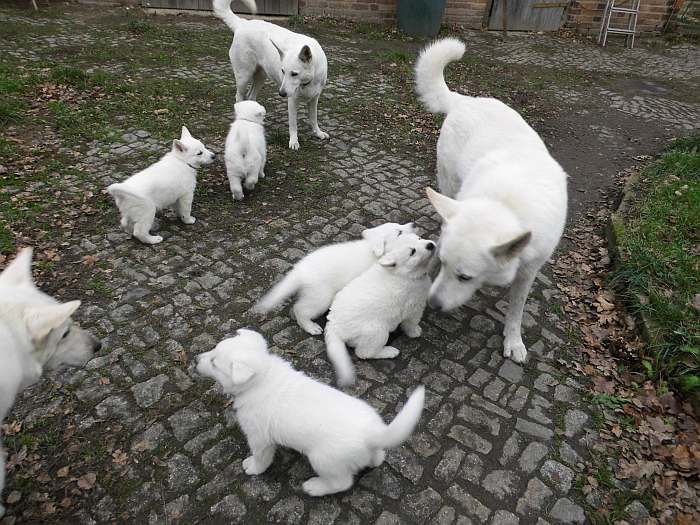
[
  {"x1": 195, "y1": 329, "x2": 425, "y2": 496},
  {"x1": 324, "y1": 235, "x2": 436, "y2": 386}
]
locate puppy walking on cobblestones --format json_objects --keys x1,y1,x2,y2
[
  {"x1": 0, "y1": 248, "x2": 101, "y2": 518},
  {"x1": 415, "y1": 38, "x2": 568, "y2": 364},
  {"x1": 225, "y1": 100, "x2": 267, "y2": 201},
  {"x1": 325, "y1": 235, "x2": 435, "y2": 385},
  {"x1": 107, "y1": 126, "x2": 215, "y2": 245},
  {"x1": 213, "y1": 0, "x2": 329, "y2": 150},
  {"x1": 196, "y1": 329, "x2": 425, "y2": 496},
  {"x1": 254, "y1": 222, "x2": 416, "y2": 335}
]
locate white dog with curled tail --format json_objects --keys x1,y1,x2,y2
[{"x1": 195, "y1": 329, "x2": 425, "y2": 496}]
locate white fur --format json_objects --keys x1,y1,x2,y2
[
  {"x1": 213, "y1": 0, "x2": 329, "y2": 150},
  {"x1": 195, "y1": 329, "x2": 425, "y2": 496},
  {"x1": 106, "y1": 126, "x2": 215, "y2": 244},
  {"x1": 0, "y1": 248, "x2": 100, "y2": 517},
  {"x1": 415, "y1": 38, "x2": 568, "y2": 363},
  {"x1": 254, "y1": 222, "x2": 416, "y2": 335},
  {"x1": 225, "y1": 101, "x2": 267, "y2": 201},
  {"x1": 325, "y1": 236, "x2": 435, "y2": 385}
]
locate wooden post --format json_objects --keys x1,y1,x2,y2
[{"x1": 502, "y1": 0, "x2": 508, "y2": 39}]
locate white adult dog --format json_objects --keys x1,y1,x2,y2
[
  {"x1": 107, "y1": 126, "x2": 215, "y2": 244},
  {"x1": 0, "y1": 248, "x2": 101, "y2": 517},
  {"x1": 254, "y1": 222, "x2": 416, "y2": 335},
  {"x1": 213, "y1": 0, "x2": 329, "y2": 150},
  {"x1": 325, "y1": 236, "x2": 435, "y2": 385},
  {"x1": 195, "y1": 329, "x2": 425, "y2": 496},
  {"x1": 415, "y1": 38, "x2": 568, "y2": 364},
  {"x1": 225, "y1": 100, "x2": 267, "y2": 201}
]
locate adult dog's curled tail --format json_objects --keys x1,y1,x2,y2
[
  {"x1": 415, "y1": 38, "x2": 465, "y2": 114},
  {"x1": 367, "y1": 386, "x2": 425, "y2": 449},
  {"x1": 213, "y1": 0, "x2": 258, "y2": 32},
  {"x1": 324, "y1": 327, "x2": 355, "y2": 387},
  {"x1": 254, "y1": 271, "x2": 301, "y2": 314}
]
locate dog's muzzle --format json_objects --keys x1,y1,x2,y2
[
  {"x1": 428, "y1": 296, "x2": 443, "y2": 311},
  {"x1": 278, "y1": 89, "x2": 288, "y2": 98}
]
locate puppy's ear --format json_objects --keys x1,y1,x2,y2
[
  {"x1": 180, "y1": 126, "x2": 192, "y2": 140},
  {"x1": 298, "y1": 45, "x2": 312, "y2": 63},
  {"x1": 426, "y1": 187, "x2": 460, "y2": 221},
  {"x1": 270, "y1": 38, "x2": 284, "y2": 58},
  {"x1": 173, "y1": 139, "x2": 188, "y2": 154},
  {"x1": 24, "y1": 300, "x2": 81, "y2": 342},
  {"x1": 230, "y1": 360, "x2": 255, "y2": 385},
  {"x1": 378, "y1": 253, "x2": 397, "y2": 268},
  {"x1": 256, "y1": 110, "x2": 265, "y2": 120},
  {"x1": 361, "y1": 228, "x2": 386, "y2": 257},
  {"x1": 490, "y1": 231, "x2": 532, "y2": 263},
  {"x1": 0, "y1": 247, "x2": 35, "y2": 288}
]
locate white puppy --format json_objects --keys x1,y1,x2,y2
[
  {"x1": 0, "y1": 248, "x2": 101, "y2": 518},
  {"x1": 254, "y1": 222, "x2": 416, "y2": 335},
  {"x1": 195, "y1": 329, "x2": 425, "y2": 496},
  {"x1": 107, "y1": 126, "x2": 215, "y2": 244},
  {"x1": 225, "y1": 100, "x2": 267, "y2": 201},
  {"x1": 325, "y1": 236, "x2": 435, "y2": 386},
  {"x1": 213, "y1": 0, "x2": 329, "y2": 150},
  {"x1": 415, "y1": 38, "x2": 568, "y2": 364}
]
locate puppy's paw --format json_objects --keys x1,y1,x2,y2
[
  {"x1": 404, "y1": 325, "x2": 422, "y2": 338},
  {"x1": 244, "y1": 181, "x2": 256, "y2": 191},
  {"x1": 303, "y1": 477, "x2": 331, "y2": 497},
  {"x1": 504, "y1": 339, "x2": 527, "y2": 363},
  {"x1": 315, "y1": 130, "x2": 330, "y2": 141},
  {"x1": 233, "y1": 191, "x2": 244, "y2": 201},
  {"x1": 378, "y1": 346, "x2": 400, "y2": 359},
  {"x1": 242, "y1": 456, "x2": 266, "y2": 476},
  {"x1": 141, "y1": 235, "x2": 163, "y2": 245},
  {"x1": 260, "y1": 171, "x2": 266, "y2": 179},
  {"x1": 299, "y1": 320, "x2": 323, "y2": 336},
  {"x1": 289, "y1": 138, "x2": 300, "y2": 150},
  {"x1": 181, "y1": 216, "x2": 196, "y2": 225}
]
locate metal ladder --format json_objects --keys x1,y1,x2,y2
[{"x1": 599, "y1": 0, "x2": 641, "y2": 48}]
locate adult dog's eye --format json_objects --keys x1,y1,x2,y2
[
  {"x1": 61, "y1": 328, "x2": 71, "y2": 340},
  {"x1": 457, "y1": 274, "x2": 473, "y2": 282},
  {"x1": 291, "y1": 72, "x2": 298, "y2": 77},
  {"x1": 281, "y1": 69, "x2": 285, "y2": 74},
  {"x1": 410, "y1": 248, "x2": 416, "y2": 256},
  {"x1": 197, "y1": 151, "x2": 203, "y2": 156}
]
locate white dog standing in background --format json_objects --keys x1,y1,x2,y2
[
  {"x1": 0, "y1": 248, "x2": 101, "y2": 518},
  {"x1": 195, "y1": 329, "x2": 425, "y2": 496},
  {"x1": 325, "y1": 236, "x2": 435, "y2": 385},
  {"x1": 415, "y1": 38, "x2": 568, "y2": 363},
  {"x1": 107, "y1": 126, "x2": 215, "y2": 244},
  {"x1": 213, "y1": 0, "x2": 329, "y2": 150},
  {"x1": 255, "y1": 222, "x2": 416, "y2": 335},
  {"x1": 225, "y1": 100, "x2": 267, "y2": 201}
]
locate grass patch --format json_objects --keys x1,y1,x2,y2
[{"x1": 612, "y1": 135, "x2": 700, "y2": 400}]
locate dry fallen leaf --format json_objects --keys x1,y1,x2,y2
[
  {"x1": 112, "y1": 449, "x2": 128, "y2": 466},
  {"x1": 7, "y1": 491, "x2": 22, "y2": 504},
  {"x1": 77, "y1": 472, "x2": 97, "y2": 490},
  {"x1": 57, "y1": 466, "x2": 70, "y2": 478}
]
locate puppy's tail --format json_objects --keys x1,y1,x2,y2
[
  {"x1": 213, "y1": 0, "x2": 257, "y2": 32},
  {"x1": 415, "y1": 38, "x2": 465, "y2": 114},
  {"x1": 324, "y1": 326, "x2": 355, "y2": 386},
  {"x1": 107, "y1": 183, "x2": 142, "y2": 207},
  {"x1": 368, "y1": 385, "x2": 425, "y2": 450},
  {"x1": 254, "y1": 271, "x2": 301, "y2": 314}
]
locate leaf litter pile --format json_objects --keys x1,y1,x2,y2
[{"x1": 552, "y1": 165, "x2": 699, "y2": 523}]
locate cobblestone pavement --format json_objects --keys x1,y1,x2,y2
[{"x1": 1, "y1": 7, "x2": 699, "y2": 525}]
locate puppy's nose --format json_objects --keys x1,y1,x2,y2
[
  {"x1": 428, "y1": 296, "x2": 443, "y2": 311},
  {"x1": 211, "y1": 153, "x2": 216, "y2": 159},
  {"x1": 426, "y1": 241, "x2": 435, "y2": 252}
]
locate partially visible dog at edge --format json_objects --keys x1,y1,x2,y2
[
  {"x1": 415, "y1": 38, "x2": 568, "y2": 364},
  {"x1": 213, "y1": 0, "x2": 329, "y2": 150},
  {"x1": 254, "y1": 222, "x2": 416, "y2": 335},
  {"x1": 225, "y1": 100, "x2": 267, "y2": 201},
  {"x1": 0, "y1": 248, "x2": 101, "y2": 518},
  {"x1": 195, "y1": 329, "x2": 425, "y2": 496},
  {"x1": 107, "y1": 126, "x2": 215, "y2": 245}
]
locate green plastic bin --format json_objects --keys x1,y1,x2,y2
[{"x1": 397, "y1": 0, "x2": 447, "y2": 37}]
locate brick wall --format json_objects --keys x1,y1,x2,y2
[
  {"x1": 299, "y1": 0, "x2": 490, "y2": 29},
  {"x1": 565, "y1": 1, "x2": 674, "y2": 34}
]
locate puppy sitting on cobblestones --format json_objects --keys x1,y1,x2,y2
[
  {"x1": 254, "y1": 222, "x2": 416, "y2": 335},
  {"x1": 325, "y1": 235, "x2": 435, "y2": 385},
  {"x1": 225, "y1": 101, "x2": 267, "y2": 201},
  {"x1": 195, "y1": 329, "x2": 425, "y2": 496},
  {"x1": 107, "y1": 126, "x2": 215, "y2": 244}
]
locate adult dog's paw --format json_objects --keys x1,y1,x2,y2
[
  {"x1": 504, "y1": 339, "x2": 527, "y2": 363},
  {"x1": 181, "y1": 216, "x2": 196, "y2": 225},
  {"x1": 404, "y1": 325, "x2": 422, "y2": 338},
  {"x1": 315, "y1": 130, "x2": 330, "y2": 140},
  {"x1": 289, "y1": 138, "x2": 300, "y2": 150}
]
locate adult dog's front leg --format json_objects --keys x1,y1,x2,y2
[
  {"x1": 308, "y1": 95, "x2": 329, "y2": 141},
  {"x1": 503, "y1": 264, "x2": 539, "y2": 363},
  {"x1": 288, "y1": 97, "x2": 300, "y2": 150}
]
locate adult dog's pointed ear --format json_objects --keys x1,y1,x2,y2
[
  {"x1": 230, "y1": 360, "x2": 255, "y2": 385},
  {"x1": 180, "y1": 126, "x2": 192, "y2": 140},
  {"x1": 270, "y1": 38, "x2": 284, "y2": 58},
  {"x1": 361, "y1": 228, "x2": 387, "y2": 257},
  {"x1": 298, "y1": 45, "x2": 312, "y2": 63},
  {"x1": 24, "y1": 300, "x2": 81, "y2": 342},
  {"x1": 0, "y1": 247, "x2": 35, "y2": 288},
  {"x1": 491, "y1": 231, "x2": 532, "y2": 264},
  {"x1": 426, "y1": 187, "x2": 460, "y2": 221},
  {"x1": 173, "y1": 139, "x2": 188, "y2": 154}
]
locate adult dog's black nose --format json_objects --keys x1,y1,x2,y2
[
  {"x1": 428, "y1": 296, "x2": 442, "y2": 311},
  {"x1": 426, "y1": 241, "x2": 435, "y2": 251},
  {"x1": 279, "y1": 89, "x2": 287, "y2": 97}
]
